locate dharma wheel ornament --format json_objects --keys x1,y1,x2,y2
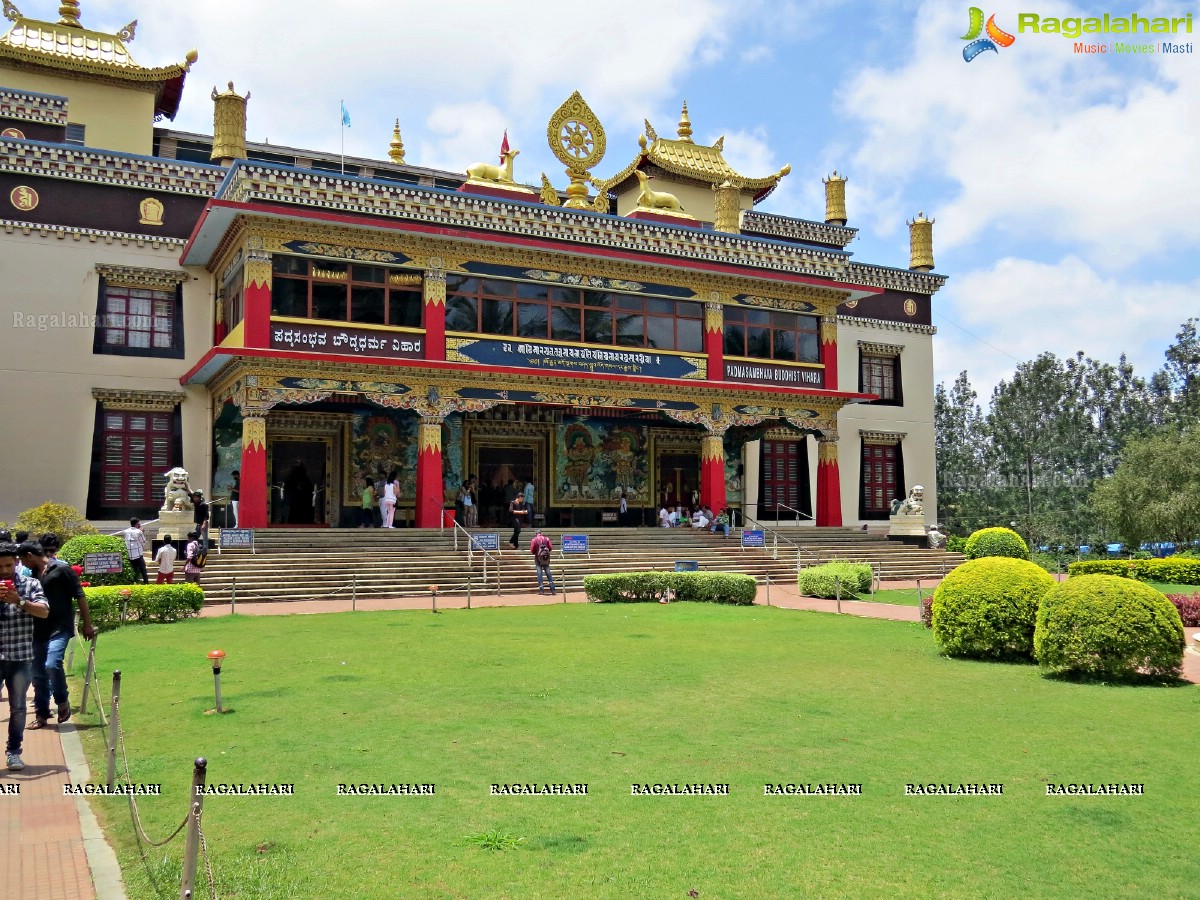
[{"x1": 546, "y1": 91, "x2": 606, "y2": 210}]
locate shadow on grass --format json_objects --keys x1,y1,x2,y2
[{"x1": 1040, "y1": 670, "x2": 1192, "y2": 688}]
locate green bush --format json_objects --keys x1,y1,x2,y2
[
  {"x1": 59, "y1": 534, "x2": 137, "y2": 587},
  {"x1": 931, "y1": 557, "x2": 1056, "y2": 660},
  {"x1": 1067, "y1": 560, "x2": 1134, "y2": 578},
  {"x1": 946, "y1": 535, "x2": 967, "y2": 553},
  {"x1": 963, "y1": 527, "x2": 1029, "y2": 561},
  {"x1": 1130, "y1": 557, "x2": 1200, "y2": 585},
  {"x1": 10, "y1": 502, "x2": 97, "y2": 544},
  {"x1": 83, "y1": 583, "x2": 204, "y2": 632},
  {"x1": 1034, "y1": 575, "x2": 1185, "y2": 680},
  {"x1": 797, "y1": 562, "x2": 873, "y2": 599},
  {"x1": 583, "y1": 572, "x2": 756, "y2": 605},
  {"x1": 670, "y1": 572, "x2": 757, "y2": 605}
]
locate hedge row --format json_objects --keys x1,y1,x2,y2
[
  {"x1": 798, "y1": 562, "x2": 873, "y2": 599},
  {"x1": 83, "y1": 584, "x2": 205, "y2": 631},
  {"x1": 1067, "y1": 557, "x2": 1200, "y2": 584},
  {"x1": 583, "y1": 572, "x2": 756, "y2": 605}
]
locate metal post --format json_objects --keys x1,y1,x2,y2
[
  {"x1": 916, "y1": 579, "x2": 924, "y2": 612},
  {"x1": 352, "y1": 573, "x2": 357, "y2": 612},
  {"x1": 105, "y1": 670, "x2": 121, "y2": 789},
  {"x1": 766, "y1": 572, "x2": 771, "y2": 606},
  {"x1": 180, "y1": 757, "x2": 207, "y2": 900},
  {"x1": 80, "y1": 635, "x2": 98, "y2": 715},
  {"x1": 431, "y1": 587, "x2": 438, "y2": 614},
  {"x1": 213, "y1": 666, "x2": 224, "y2": 714},
  {"x1": 835, "y1": 576, "x2": 842, "y2": 614},
  {"x1": 467, "y1": 572, "x2": 472, "y2": 610},
  {"x1": 230, "y1": 576, "x2": 237, "y2": 615}
]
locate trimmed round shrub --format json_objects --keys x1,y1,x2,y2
[
  {"x1": 931, "y1": 557, "x2": 1056, "y2": 659},
  {"x1": 964, "y1": 527, "x2": 1029, "y2": 561},
  {"x1": 1034, "y1": 575, "x2": 1185, "y2": 679},
  {"x1": 59, "y1": 534, "x2": 137, "y2": 587},
  {"x1": 798, "y1": 562, "x2": 872, "y2": 599}
]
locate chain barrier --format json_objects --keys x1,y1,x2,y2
[{"x1": 197, "y1": 806, "x2": 218, "y2": 900}]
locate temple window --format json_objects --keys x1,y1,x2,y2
[
  {"x1": 271, "y1": 256, "x2": 423, "y2": 327},
  {"x1": 723, "y1": 308, "x2": 819, "y2": 363},
  {"x1": 65, "y1": 123, "x2": 85, "y2": 146},
  {"x1": 859, "y1": 352, "x2": 903, "y2": 405},
  {"x1": 860, "y1": 439, "x2": 904, "y2": 519},
  {"x1": 444, "y1": 275, "x2": 703, "y2": 351},
  {"x1": 94, "y1": 278, "x2": 184, "y2": 360}
]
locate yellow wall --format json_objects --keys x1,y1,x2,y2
[
  {"x1": 615, "y1": 179, "x2": 754, "y2": 224},
  {"x1": 0, "y1": 230, "x2": 212, "y2": 522},
  {"x1": 0, "y1": 67, "x2": 157, "y2": 154}
]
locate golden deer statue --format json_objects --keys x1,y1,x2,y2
[
  {"x1": 634, "y1": 170, "x2": 686, "y2": 213},
  {"x1": 467, "y1": 149, "x2": 519, "y2": 185}
]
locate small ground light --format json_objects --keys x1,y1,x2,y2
[
  {"x1": 208, "y1": 649, "x2": 227, "y2": 713},
  {"x1": 429, "y1": 584, "x2": 439, "y2": 613},
  {"x1": 119, "y1": 587, "x2": 131, "y2": 623}
]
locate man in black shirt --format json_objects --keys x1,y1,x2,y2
[
  {"x1": 17, "y1": 541, "x2": 96, "y2": 727},
  {"x1": 191, "y1": 490, "x2": 211, "y2": 551}
]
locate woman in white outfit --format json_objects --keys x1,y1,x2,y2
[{"x1": 380, "y1": 472, "x2": 399, "y2": 528}]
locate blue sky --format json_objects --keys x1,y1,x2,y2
[{"x1": 79, "y1": 0, "x2": 1200, "y2": 398}]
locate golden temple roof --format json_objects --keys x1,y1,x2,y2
[
  {"x1": 0, "y1": 2, "x2": 196, "y2": 115},
  {"x1": 599, "y1": 102, "x2": 790, "y2": 202}
]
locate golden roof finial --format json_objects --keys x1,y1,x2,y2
[
  {"x1": 57, "y1": 0, "x2": 81, "y2": 27},
  {"x1": 908, "y1": 210, "x2": 935, "y2": 271},
  {"x1": 677, "y1": 101, "x2": 693, "y2": 143},
  {"x1": 823, "y1": 169, "x2": 848, "y2": 225},
  {"x1": 388, "y1": 119, "x2": 406, "y2": 164}
]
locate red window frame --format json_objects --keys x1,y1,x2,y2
[{"x1": 101, "y1": 411, "x2": 173, "y2": 506}]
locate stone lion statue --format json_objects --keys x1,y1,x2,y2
[
  {"x1": 162, "y1": 466, "x2": 193, "y2": 512},
  {"x1": 898, "y1": 485, "x2": 924, "y2": 516}
]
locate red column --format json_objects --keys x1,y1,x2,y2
[
  {"x1": 700, "y1": 432, "x2": 727, "y2": 514},
  {"x1": 820, "y1": 314, "x2": 838, "y2": 391},
  {"x1": 242, "y1": 252, "x2": 272, "y2": 349},
  {"x1": 214, "y1": 294, "x2": 228, "y2": 345},
  {"x1": 239, "y1": 414, "x2": 269, "y2": 528},
  {"x1": 704, "y1": 302, "x2": 724, "y2": 380},
  {"x1": 415, "y1": 416, "x2": 444, "y2": 528},
  {"x1": 424, "y1": 271, "x2": 446, "y2": 361},
  {"x1": 815, "y1": 436, "x2": 842, "y2": 527}
]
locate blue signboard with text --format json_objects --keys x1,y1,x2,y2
[
  {"x1": 741, "y1": 529, "x2": 765, "y2": 549},
  {"x1": 470, "y1": 533, "x2": 500, "y2": 551},
  {"x1": 561, "y1": 534, "x2": 590, "y2": 554}
]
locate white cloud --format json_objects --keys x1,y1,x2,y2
[
  {"x1": 740, "y1": 45, "x2": 774, "y2": 64},
  {"x1": 837, "y1": 0, "x2": 1200, "y2": 271},
  {"x1": 934, "y1": 255, "x2": 1194, "y2": 397}
]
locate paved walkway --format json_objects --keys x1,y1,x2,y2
[{"x1": 6, "y1": 580, "x2": 1198, "y2": 899}]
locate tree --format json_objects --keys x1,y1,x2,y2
[
  {"x1": 1157, "y1": 317, "x2": 1200, "y2": 427},
  {"x1": 1091, "y1": 428, "x2": 1200, "y2": 548},
  {"x1": 934, "y1": 372, "x2": 992, "y2": 534}
]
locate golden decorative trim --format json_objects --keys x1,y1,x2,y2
[
  {"x1": 700, "y1": 433, "x2": 724, "y2": 462},
  {"x1": 423, "y1": 269, "x2": 446, "y2": 307},
  {"x1": 388, "y1": 119, "x2": 406, "y2": 164},
  {"x1": 820, "y1": 315, "x2": 838, "y2": 345},
  {"x1": 211, "y1": 82, "x2": 249, "y2": 163},
  {"x1": 908, "y1": 212, "x2": 935, "y2": 272},
  {"x1": 138, "y1": 197, "x2": 164, "y2": 226},
  {"x1": 389, "y1": 273, "x2": 422, "y2": 286},
  {"x1": 242, "y1": 415, "x2": 266, "y2": 452},
  {"x1": 859, "y1": 430, "x2": 905, "y2": 446},
  {"x1": 95, "y1": 263, "x2": 186, "y2": 290},
  {"x1": 712, "y1": 180, "x2": 741, "y2": 234},
  {"x1": 244, "y1": 251, "x2": 271, "y2": 291},
  {"x1": 547, "y1": 91, "x2": 606, "y2": 210},
  {"x1": 312, "y1": 267, "x2": 346, "y2": 281},
  {"x1": 857, "y1": 341, "x2": 904, "y2": 356},
  {"x1": 92, "y1": 387, "x2": 184, "y2": 412},
  {"x1": 418, "y1": 418, "x2": 442, "y2": 454},
  {"x1": 704, "y1": 301, "x2": 723, "y2": 334},
  {"x1": 817, "y1": 439, "x2": 839, "y2": 464},
  {"x1": 9, "y1": 184, "x2": 37, "y2": 210},
  {"x1": 823, "y1": 171, "x2": 848, "y2": 225}
]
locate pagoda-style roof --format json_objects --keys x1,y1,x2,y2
[
  {"x1": 0, "y1": 1, "x2": 196, "y2": 119},
  {"x1": 599, "y1": 103, "x2": 790, "y2": 204}
]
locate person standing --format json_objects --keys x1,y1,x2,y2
[
  {"x1": 360, "y1": 478, "x2": 376, "y2": 528},
  {"x1": 154, "y1": 536, "x2": 178, "y2": 583},
  {"x1": 618, "y1": 491, "x2": 628, "y2": 526},
  {"x1": 191, "y1": 490, "x2": 210, "y2": 550},
  {"x1": 380, "y1": 472, "x2": 399, "y2": 528},
  {"x1": 464, "y1": 477, "x2": 479, "y2": 528},
  {"x1": 17, "y1": 541, "x2": 95, "y2": 728},
  {"x1": 529, "y1": 530, "x2": 556, "y2": 595},
  {"x1": 230, "y1": 470, "x2": 241, "y2": 527},
  {"x1": 0, "y1": 541, "x2": 51, "y2": 770},
  {"x1": 523, "y1": 479, "x2": 535, "y2": 523},
  {"x1": 508, "y1": 493, "x2": 529, "y2": 550},
  {"x1": 183, "y1": 531, "x2": 203, "y2": 584},
  {"x1": 121, "y1": 517, "x2": 149, "y2": 584}
]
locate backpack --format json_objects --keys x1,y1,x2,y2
[
  {"x1": 187, "y1": 543, "x2": 207, "y2": 568},
  {"x1": 535, "y1": 542, "x2": 551, "y2": 566}
]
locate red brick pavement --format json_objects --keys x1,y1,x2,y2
[{"x1": 0, "y1": 693, "x2": 97, "y2": 899}]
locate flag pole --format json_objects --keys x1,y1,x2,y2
[{"x1": 340, "y1": 99, "x2": 345, "y2": 175}]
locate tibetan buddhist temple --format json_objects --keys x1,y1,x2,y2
[{"x1": 0, "y1": 2, "x2": 945, "y2": 531}]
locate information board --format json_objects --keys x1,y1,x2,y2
[
  {"x1": 561, "y1": 534, "x2": 590, "y2": 554},
  {"x1": 219, "y1": 529, "x2": 255, "y2": 550},
  {"x1": 674, "y1": 560, "x2": 700, "y2": 572},
  {"x1": 470, "y1": 533, "x2": 500, "y2": 551},
  {"x1": 741, "y1": 529, "x2": 766, "y2": 548},
  {"x1": 83, "y1": 552, "x2": 124, "y2": 574}
]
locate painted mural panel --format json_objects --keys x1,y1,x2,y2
[
  {"x1": 442, "y1": 413, "x2": 464, "y2": 505},
  {"x1": 349, "y1": 411, "x2": 419, "y2": 502},
  {"x1": 552, "y1": 417, "x2": 650, "y2": 507}
]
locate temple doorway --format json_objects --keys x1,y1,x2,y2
[
  {"x1": 474, "y1": 442, "x2": 540, "y2": 526},
  {"x1": 269, "y1": 439, "x2": 329, "y2": 525},
  {"x1": 656, "y1": 449, "x2": 700, "y2": 511}
]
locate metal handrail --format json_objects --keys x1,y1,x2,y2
[
  {"x1": 773, "y1": 502, "x2": 815, "y2": 529},
  {"x1": 451, "y1": 520, "x2": 501, "y2": 591},
  {"x1": 740, "y1": 514, "x2": 820, "y2": 568}
]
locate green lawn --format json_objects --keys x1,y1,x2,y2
[{"x1": 71, "y1": 604, "x2": 1198, "y2": 899}]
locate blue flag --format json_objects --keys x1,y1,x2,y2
[{"x1": 340, "y1": 101, "x2": 351, "y2": 128}]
